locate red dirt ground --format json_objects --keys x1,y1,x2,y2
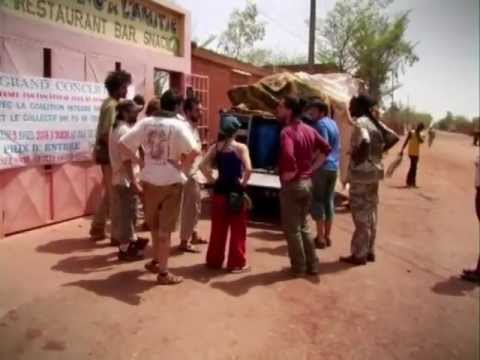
[{"x1": 0, "y1": 131, "x2": 478, "y2": 360}]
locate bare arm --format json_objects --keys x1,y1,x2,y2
[
  {"x1": 123, "y1": 159, "x2": 142, "y2": 194},
  {"x1": 238, "y1": 143, "x2": 252, "y2": 187},
  {"x1": 401, "y1": 132, "x2": 411, "y2": 153},
  {"x1": 312, "y1": 153, "x2": 327, "y2": 172},
  {"x1": 199, "y1": 145, "x2": 216, "y2": 184},
  {"x1": 180, "y1": 149, "x2": 200, "y2": 173},
  {"x1": 119, "y1": 142, "x2": 140, "y2": 166}
]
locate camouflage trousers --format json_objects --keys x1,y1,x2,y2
[{"x1": 349, "y1": 182, "x2": 379, "y2": 259}]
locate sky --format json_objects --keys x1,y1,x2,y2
[{"x1": 174, "y1": 0, "x2": 479, "y2": 120}]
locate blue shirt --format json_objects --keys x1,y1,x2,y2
[{"x1": 312, "y1": 116, "x2": 341, "y2": 171}]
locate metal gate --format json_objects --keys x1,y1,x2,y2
[{"x1": 185, "y1": 74, "x2": 210, "y2": 147}]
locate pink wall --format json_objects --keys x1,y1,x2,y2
[{"x1": 0, "y1": 5, "x2": 191, "y2": 237}]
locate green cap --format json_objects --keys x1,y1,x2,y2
[{"x1": 220, "y1": 115, "x2": 241, "y2": 138}]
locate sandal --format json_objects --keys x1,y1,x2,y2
[
  {"x1": 179, "y1": 243, "x2": 201, "y2": 253},
  {"x1": 145, "y1": 260, "x2": 159, "y2": 274},
  {"x1": 228, "y1": 265, "x2": 251, "y2": 274},
  {"x1": 157, "y1": 272, "x2": 183, "y2": 285}
]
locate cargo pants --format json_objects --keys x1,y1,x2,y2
[
  {"x1": 180, "y1": 177, "x2": 202, "y2": 243},
  {"x1": 280, "y1": 179, "x2": 319, "y2": 274},
  {"x1": 349, "y1": 182, "x2": 379, "y2": 259}
]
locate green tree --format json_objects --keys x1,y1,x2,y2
[
  {"x1": 317, "y1": 0, "x2": 418, "y2": 100},
  {"x1": 217, "y1": 2, "x2": 266, "y2": 59}
]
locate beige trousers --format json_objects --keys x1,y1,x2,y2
[{"x1": 180, "y1": 177, "x2": 202, "y2": 243}]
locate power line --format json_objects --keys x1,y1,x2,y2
[{"x1": 256, "y1": 8, "x2": 308, "y2": 43}]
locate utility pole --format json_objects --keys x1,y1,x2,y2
[{"x1": 308, "y1": 0, "x2": 316, "y2": 69}]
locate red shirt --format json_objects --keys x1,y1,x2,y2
[{"x1": 279, "y1": 121, "x2": 331, "y2": 183}]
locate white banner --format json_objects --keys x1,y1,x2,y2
[{"x1": 0, "y1": 72, "x2": 108, "y2": 170}]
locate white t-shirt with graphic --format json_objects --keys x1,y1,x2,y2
[
  {"x1": 109, "y1": 122, "x2": 140, "y2": 187},
  {"x1": 120, "y1": 116, "x2": 199, "y2": 186}
]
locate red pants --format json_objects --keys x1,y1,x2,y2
[{"x1": 206, "y1": 194, "x2": 247, "y2": 269}]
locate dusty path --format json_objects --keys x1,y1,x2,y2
[{"x1": 0, "y1": 131, "x2": 478, "y2": 360}]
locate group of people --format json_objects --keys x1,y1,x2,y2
[
  {"x1": 87, "y1": 69, "x2": 477, "y2": 286},
  {"x1": 89, "y1": 70, "x2": 256, "y2": 285}
]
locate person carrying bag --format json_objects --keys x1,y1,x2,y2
[{"x1": 200, "y1": 116, "x2": 253, "y2": 273}]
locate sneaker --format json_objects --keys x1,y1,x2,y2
[
  {"x1": 118, "y1": 243, "x2": 144, "y2": 262},
  {"x1": 191, "y1": 232, "x2": 208, "y2": 245},
  {"x1": 135, "y1": 237, "x2": 149, "y2": 251}
]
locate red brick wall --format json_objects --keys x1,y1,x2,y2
[{"x1": 192, "y1": 55, "x2": 265, "y2": 143}]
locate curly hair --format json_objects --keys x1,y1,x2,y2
[{"x1": 104, "y1": 70, "x2": 132, "y2": 96}]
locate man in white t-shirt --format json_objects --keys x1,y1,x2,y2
[
  {"x1": 109, "y1": 100, "x2": 149, "y2": 261},
  {"x1": 120, "y1": 90, "x2": 200, "y2": 285}
]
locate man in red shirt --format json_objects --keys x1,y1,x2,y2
[{"x1": 277, "y1": 96, "x2": 331, "y2": 276}]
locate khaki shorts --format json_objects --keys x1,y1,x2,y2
[{"x1": 143, "y1": 182, "x2": 184, "y2": 234}]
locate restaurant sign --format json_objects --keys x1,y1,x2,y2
[{"x1": 0, "y1": 0, "x2": 183, "y2": 56}]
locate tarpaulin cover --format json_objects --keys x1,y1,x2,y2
[{"x1": 228, "y1": 72, "x2": 362, "y2": 184}]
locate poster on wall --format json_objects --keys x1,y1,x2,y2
[{"x1": 0, "y1": 72, "x2": 108, "y2": 170}]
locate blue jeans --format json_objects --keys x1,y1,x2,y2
[{"x1": 311, "y1": 169, "x2": 337, "y2": 221}]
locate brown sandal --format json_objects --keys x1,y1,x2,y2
[
  {"x1": 157, "y1": 272, "x2": 183, "y2": 285},
  {"x1": 145, "y1": 260, "x2": 159, "y2": 274}
]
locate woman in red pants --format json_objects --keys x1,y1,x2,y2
[{"x1": 200, "y1": 115, "x2": 252, "y2": 273}]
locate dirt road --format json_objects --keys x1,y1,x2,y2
[{"x1": 0, "y1": 131, "x2": 478, "y2": 360}]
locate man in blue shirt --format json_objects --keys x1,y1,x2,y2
[{"x1": 305, "y1": 100, "x2": 341, "y2": 249}]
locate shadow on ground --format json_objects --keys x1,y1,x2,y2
[
  {"x1": 63, "y1": 270, "x2": 155, "y2": 306},
  {"x1": 256, "y1": 244, "x2": 288, "y2": 257},
  {"x1": 36, "y1": 237, "x2": 111, "y2": 255},
  {"x1": 51, "y1": 252, "x2": 119, "y2": 274},
  {"x1": 249, "y1": 230, "x2": 284, "y2": 242},
  {"x1": 210, "y1": 269, "x2": 301, "y2": 296},
  {"x1": 173, "y1": 263, "x2": 229, "y2": 284},
  {"x1": 210, "y1": 261, "x2": 351, "y2": 297},
  {"x1": 50, "y1": 244, "x2": 193, "y2": 275},
  {"x1": 431, "y1": 276, "x2": 479, "y2": 297}
]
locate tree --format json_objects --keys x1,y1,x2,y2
[
  {"x1": 217, "y1": 2, "x2": 266, "y2": 59},
  {"x1": 435, "y1": 112, "x2": 475, "y2": 134},
  {"x1": 317, "y1": 0, "x2": 418, "y2": 100},
  {"x1": 383, "y1": 103, "x2": 432, "y2": 134}
]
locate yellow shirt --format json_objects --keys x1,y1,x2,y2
[{"x1": 408, "y1": 131, "x2": 424, "y2": 157}]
